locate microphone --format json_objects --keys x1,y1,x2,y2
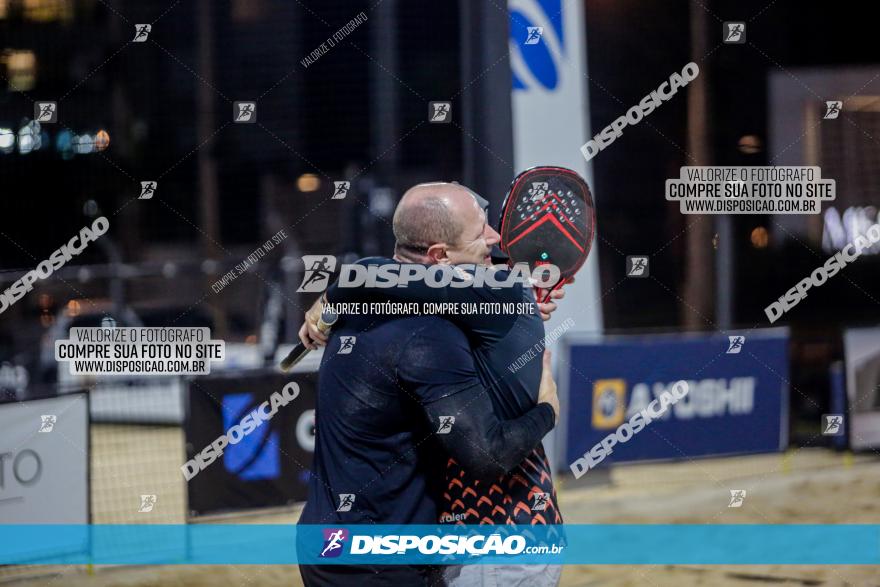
[{"x1": 280, "y1": 308, "x2": 339, "y2": 371}]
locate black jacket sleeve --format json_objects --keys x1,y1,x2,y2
[
  {"x1": 422, "y1": 389, "x2": 555, "y2": 481},
  {"x1": 397, "y1": 321, "x2": 555, "y2": 481}
]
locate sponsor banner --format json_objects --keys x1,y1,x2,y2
[
  {"x1": 0, "y1": 394, "x2": 89, "y2": 523},
  {"x1": 184, "y1": 370, "x2": 315, "y2": 516},
  {"x1": 0, "y1": 394, "x2": 89, "y2": 562},
  {"x1": 508, "y1": 0, "x2": 603, "y2": 341},
  {"x1": 844, "y1": 327, "x2": 880, "y2": 449},
  {"x1": 2, "y1": 524, "x2": 880, "y2": 565},
  {"x1": 563, "y1": 330, "x2": 789, "y2": 467}
]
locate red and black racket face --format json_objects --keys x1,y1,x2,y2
[{"x1": 499, "y1": 166, "x2": 596, "y2": 293}]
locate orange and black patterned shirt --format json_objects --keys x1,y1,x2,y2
[{"x1": 440, "y1": 444, "x2": 562, "y2": 525}]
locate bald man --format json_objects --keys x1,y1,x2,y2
[{"x1": 300, "y1": 183, "x2": 566, "y2": 587}]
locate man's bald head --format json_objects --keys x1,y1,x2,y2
[
  {"x1": 393, "y1": 183, "x2": 479, "y2": 252},
  {"x1": 392, "y1": 182, "x2": 500, "y2": 265}
]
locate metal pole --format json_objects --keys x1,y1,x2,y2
[
  {"x1": 683, "y1": 0, "x2": 715, "y2": 330},
  {"x1": 716, "y1": 215, "x2": 733, "y2": 330},
  {"x1": 196, "y1": 0, "x2": 226, "y2": 336},
  {"x1": 369, "y1": 0, "x2": 398, "y2": 183},
  {"x1": 459, "y1": 0, "x2": 514, "y2": 217}
]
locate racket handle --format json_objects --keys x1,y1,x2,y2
[
  {"x1": 280, "y1": 309, "x2": 339, "y2": 371},
  {"x1": 534, "y1": 280, "x2": 568, "y2": 305},
  {"x1": 533, "y1": 286, "x2": 549, "y2": 305}
]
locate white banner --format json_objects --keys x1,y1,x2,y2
[
  {"x1": 509, "y1": 0, "x2": 602, "y2": 470},
  {"x1": 844, "y1": 327, "x2": 880, "y2": 449},
  {"x1": 508, "y1": 0, "x2": 602, "y2": 338},
  {"x1": 0, "y1": 394, "x2": 88, "y2": 523}
]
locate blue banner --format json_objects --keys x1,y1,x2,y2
[
  {"x1": 1, "y1": 524, "x2": 877, "y2": 565},
  {"x1": 564, "y1": 331, "x2": 788, "y2": 470}
]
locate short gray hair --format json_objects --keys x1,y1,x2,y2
[{"x1": 393, "y1": 189, "x2": 464, "y2": 250}]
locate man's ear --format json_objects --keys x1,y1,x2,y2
[{"x1": 426, "y1": 243, "x2": 450, "y2": 264}]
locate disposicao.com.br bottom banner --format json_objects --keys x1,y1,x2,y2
[{"x1": 1, "y1": 525, "x2": 877, "y2": 565}]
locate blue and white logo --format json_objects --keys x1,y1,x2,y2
[
  {"x1": 222, "y1": 393, "x2": 280, "y2": 481},
  {"x1": 509, "y1": 0, "x2": 564, "y2": 90}
]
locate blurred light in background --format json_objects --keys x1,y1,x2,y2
[
  {"x1": 162, "y1": 262, "x2": 177, "y2": 279},
  {"x1": 55, "y1": 128, "x2": 73, "y2": 159},
  {"x1": 200, "y1": 259, "x2": 219, "y2": 274},
  {"x1": 73, "y1": 133, "x2": 93, "y2": 154},
  {"x1": 751, "y1": 226, "x2": 769, "y2": 249},
  {"x1": 23, "y1": 0, "x2": 73, "y2": 22},
  {"x1": 65, "y1": 299, "x2": 81, "y2": 317},
  {"x1": 95, "y1": 129, "x2": 110, "y2": 151},
  {"x1": 17, "y1": 124, "x2": 34, "y2": 154},
  {"x1": 232, "y1": 0, "x2": 268, "y2": 22},
  {"x1": 0, "y1": 127, "x2": 13, "y2": 153},
  {"x1": 737, "y1": 134, "x2": 763, "y2": 155},
  {"x1": 296, "y1": 173, "x2": 321, "y2": 192},
  {"x1": 38, "y1": 294, "x2": 52, "y2": 309},
  {"x1": 0, "y1": 0, "x2": 73, "y2": 21},
  {"x1": 2, "y1": 49, "x2": 37, "y2": 91},
  {"x1": 83, "y1": 199, "x2": 99, "y2": 217},
  {"x1": 823, "y1": 206, "x2": 880, "y2": 254}
]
